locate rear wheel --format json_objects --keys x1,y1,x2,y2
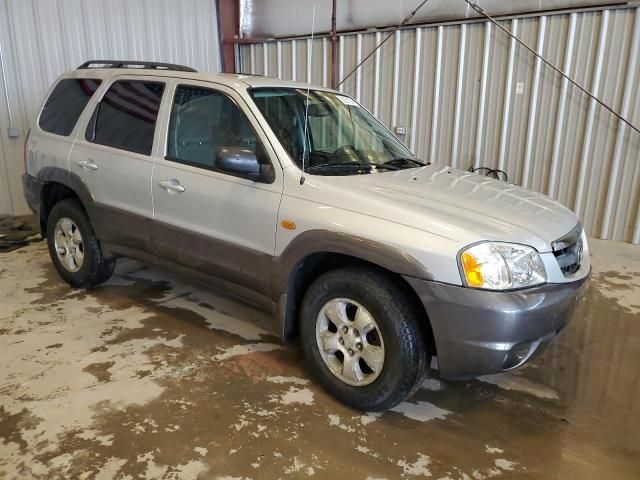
[
  {"x1": 300, "y1": 267, "x2": 429, "y2": 411},
  {"x1": 46, "y1": 199, "x2": 115, "y2": 288}
]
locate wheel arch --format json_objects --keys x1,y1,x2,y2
[
  {"x1": 37, "y1": 167, "x2": 94, "y2": 237},
  {"x1": 274, "y1": 231, "x2": 436, "y2": 356}
]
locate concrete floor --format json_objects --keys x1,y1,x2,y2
[{"x1": 0, "y1": 239, "x2": 638, "y2": 480}]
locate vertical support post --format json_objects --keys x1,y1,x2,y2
[
  {"x1": 331, "y1": 0, "x2": 338, "y2": 88},
  {"x1": 218, "y1": 0, "x2": 240, "y2": 73}
]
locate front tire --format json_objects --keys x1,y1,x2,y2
[
  {"x1": 46, "y1": 199, "x2": 115, "y2": 288},
  {"x1": 300, "y1": 267, "x2": 429, "y2": 411}
]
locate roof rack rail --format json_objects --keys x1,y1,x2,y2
[{"x1": 77, "y1": 60, "x2": 197, "y2": 73}]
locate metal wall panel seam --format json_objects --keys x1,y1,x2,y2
[
  {"x1": 430, "y1": 26, "x2": 444, "y2": 164},
  {"x1": 373, "y1": 31, "x2": 382, "y2": 116},
  {"x1": 575, "y1": 9, "x2": 610, "y2": 218},
  {"x1": 306, "y1": 38, "x2": 312, "y2": 82},
  {"x1": 321, "y1": 38, "x2": 329, "y2": 140},
  {"x1": 322, "y1": 37, "x2": 328, "y2": 86},
  {"x1": 339, "y1": 36, "x2": 345, "y2": 92},
  {"x1": 291, "y1": 39, "x2": 297, "y2": 81},
  {"x1": 234, "y1": 43, "x2": 240, "y2": 72},
  {"x1": 0, "y1": 28, "x2": 16, "y2": 214},
  {"x1": 475, "y1": 21, "x2": 492, "y2": 168},
  {"x1": 549, "y1": 12, "x2": 578, "y2": 199},
  {"x1": 452, "y1": 24, "x2": 467, "y2": 169},
  {"x1": 0, "y1": 31, "x2": 14, "y2": 127},
  {"x1": 250, "y1": 43, "x2": 256, "y2": 74},
  {"x1": 356, "y1": 34, "x2": 362, "y2": 102},
  {"x1": 523, "y1": 15, "x2": 547, "y2": 189},
  {"x1": 391, "y1": 30, "x2": 401, "y2": 129},
  {"x1": 277, "y1": 41, "x2": 283, "y2": 79},
  {"x1": 603, "y1": 8, "x2": 640, "y2": 239},
  {"x1": 263, "y1": 43, "x2": 269, "y2": 76},
  {"x1": 410, "y1": 28, "x2": 423, "y2": 151},
  {"x1": 498, "y1": 19, "x2": 519, "y2": 172}
]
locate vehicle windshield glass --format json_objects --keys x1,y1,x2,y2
[{"x1": 249, "y1": 87, "x2": 424, "y2": 175}]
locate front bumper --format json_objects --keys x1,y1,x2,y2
[{"x1": 405, "y1": 273, "x2": 590, "y2": 379}]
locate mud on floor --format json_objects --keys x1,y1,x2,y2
[
  {"x1": 0, "y1": 239, "x2": 639, "y2": 479},
  {"x1": 0, "y1": 215, "x2": 40, "y2": 253}
]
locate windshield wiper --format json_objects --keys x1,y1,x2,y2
[
  {"x1": 383, "y1": 157, "x2": 429, "y2": 168},
  {"x1": 307, "y1": 162, "x2": 399, "y2": 172}
]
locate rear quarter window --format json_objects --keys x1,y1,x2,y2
[{"x1": 39, "y1": 79, "x2": 102, "y2": 136}]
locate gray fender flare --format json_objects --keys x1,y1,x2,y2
[
  {"x1": 36, "y1": 167, "x2": 96, "y2": 233},
  {"x1": 271, "y1": 229, "x2": 433, "y2": 341}
]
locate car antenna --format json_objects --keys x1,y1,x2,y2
[{"x1": 300, "y1": 4, "x2": 316, "y2": 185}]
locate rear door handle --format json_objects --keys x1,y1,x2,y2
[
  {"x1": 77, "y1": 159, "x2": 98, "y2": 171},
  {"x1": 158, "y1": 179, "x2": 185, "y2": 193}
]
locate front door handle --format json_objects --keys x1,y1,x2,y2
[
  {"x1": 158, "y1": 179, "x2": 185, "y2": 193},
  {"x1": 77, "y1": 159, "x2": 98, "y2": 171}
]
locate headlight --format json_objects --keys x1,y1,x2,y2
[{"x1": 459, "y1": 242, "x2": 546, "y2": 290}]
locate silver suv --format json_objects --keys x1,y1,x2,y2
[{"x1": 22, "y1": 60, "x2": 590, "y2": 410}]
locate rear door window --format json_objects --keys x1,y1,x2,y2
[
  {"x1": 39, "y1": 78, "x2": 102, "y2": 136},
  {"x1": 86, "y1": 80, "x2": 165, "y2": 156}
]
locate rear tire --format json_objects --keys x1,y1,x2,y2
[
  {"x1": 46, "y1": 199, "x2": 115, "y2": 288},
  {"x1": 300, "y1": 266, "x2": 429, "y2": 411}
]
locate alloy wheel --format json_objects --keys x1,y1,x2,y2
[
  {"x1": 53, "y1": 217, "x2": 84, "y2": 273},
  {"x1": 315, "y1": 298, "x2": 385, "y2": 386}
]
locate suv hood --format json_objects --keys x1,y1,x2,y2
[{"x1": 308, "y1": 164, "x2": 579, "y2": 252}]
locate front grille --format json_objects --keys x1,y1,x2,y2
[{"x1": 552, "y1": 224, "x2": 583, "y2": 277}]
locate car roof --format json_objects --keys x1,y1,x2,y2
[{"x1": 63, "y1": 68, "x2": 340, "y2": 94}]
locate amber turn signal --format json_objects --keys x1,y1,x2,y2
[
  {"x1": 461, "y1": 251, "x2": 484, "y2": 287},
  {"x1": 281, "y1": 220, "x2": 297, "y2": 230}
]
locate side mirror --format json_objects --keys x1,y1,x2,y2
[{"x1": 215, "y1": 147, "x2": 274, "y2": 183}]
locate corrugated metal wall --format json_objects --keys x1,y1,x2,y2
[
  {"x1": 0, "y1": 0, "x2": 221, "y2": 216},
  {"x1": 240, "y1": 0, "x2": 612, "y2": 37},
  {"x1": 239, "y1": 6, "x2": 640, "y2": 244}
]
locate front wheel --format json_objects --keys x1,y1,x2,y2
[
  {"x1": 46, "y1": 199, "x2": 115, "y2": 288},
  {"x1": 300, "y1": 267, "x2": 429, "y2": 411}
]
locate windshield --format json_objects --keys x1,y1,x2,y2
[{"x1": 249, "y1": 88, "x2": 425, "y2": 175}]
